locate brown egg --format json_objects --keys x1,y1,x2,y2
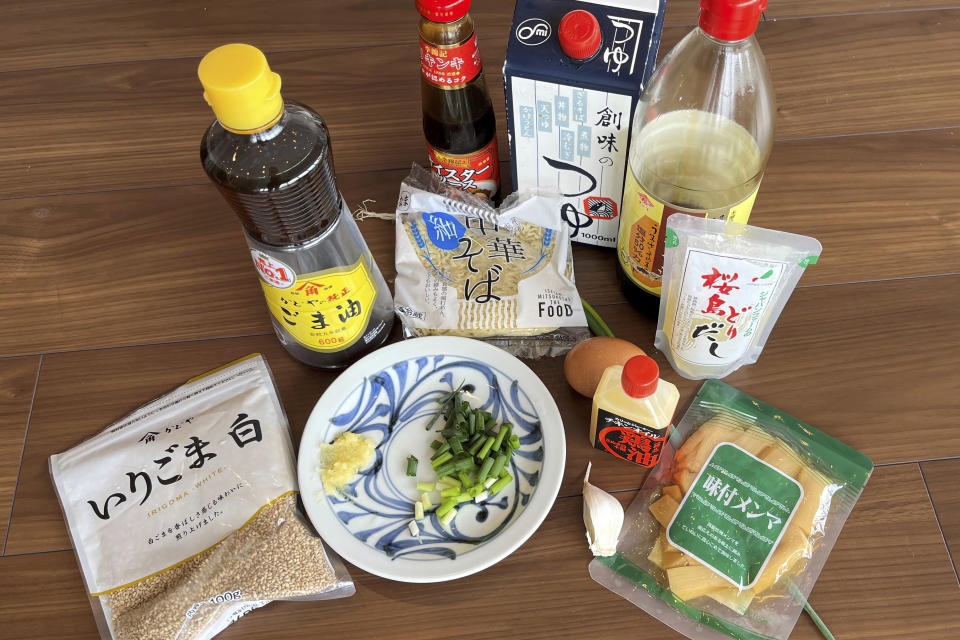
[{"x1": 564, "y1": 337, "x2": 647, "y2": 397}]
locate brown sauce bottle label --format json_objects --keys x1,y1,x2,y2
[{"x1": 594, "y1": 408, "x2": 669, "y2": 467}]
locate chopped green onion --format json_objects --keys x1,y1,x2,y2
[
  {"x1": 439, "y1": 508, "x2": 457, "y2": 527},
  {"x1": 455, "y1": 492, "x2": 473, "y2": 504},
  {"x1": 467, "y1": 436, "x2": 485, "y2": 457},
  {"x1": 483, "y1": 477, "x2": 497, "y2": 489},
  {"x1": 430, "y1": 442, "x2": 451, "y2": 459},
  {"x1": 477, "y1": 436, "x2": 496, "y2": 461},
  {"x1": 489, "y1": 473, "x2": 513, "y2": 497},
  {"x1": 477, "y1": 456, "x2": 495, "y2": 485},
  {"x1": 430, "y1": 439, "x2": 443, "y2": 450},
  {"x1": 493, "y1": 423, "x2": 511, "y2": 451},
  {"x1": 420, "y1": 492, "x2": 433, "y2": 510},
  {"x1": 450, "y1": 437, "x2": 464, "y2": 454},
  {"x1": 509, "y1": 434, "x2": 520, "y2": 449},
  {"x1": 474, "y1": 490, "x2": 489, "y2": 503},
  {"x1": 425, "y1": 410, "x2": 444, "y2": 431},
  {"x1": 457, "y1": 470, "x2": 473, "y2": 486},
  {"x1": 438, "y1": 476, "x2": 461, "y2": 489},
  {"x1": 416, "y1": 481, "x2": 435, "y2": 493},
  {"x1": 489, "y1": 453, "x2": 508, "y2": 479},
  {"x1": 408, "y1": 520, "x2": 419, "y2": 536},
  {"x1": 431, "y1": 451, "x2": 453, "y2": 468},
  {"x1": 436, "y1": 498, "x2": 458, "y2": 518},
  {"x1": 414, "y1": 501, "x2": 424, "y2": 520},
  {"x1": 435, "y1": 456, "x2": 475, "y2": 477},
  {"x1": 406, "y1": 455, "x2": 418, "y2": 477},
  {"x1": 467, "y1": 484, "x2": 485, "y2": 498},
  {"x1": 440, "y1": 487, "x2": 460, "y2": 498}
]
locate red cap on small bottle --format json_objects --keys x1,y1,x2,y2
[
  {"x1": 699, "y1": 0, "x2": 766, "y2": 41},
  {"x1": 558, "y1": 10, "x2": 603, "y2": 61},
  {"x1": 416, "y1": 0, "x2": 470, "y2": 23},
  {"x1": 620, "y1": 355, "x2": 660, "y2": 399}
]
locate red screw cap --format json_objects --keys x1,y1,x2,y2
[
  {"x1": 699, "y1": 0, "x2": 766, "y2": 41},
  {"x1": 558, "y1": 10, "x2": 603, "y2": 61},
  {"x1": 416, "y1": 0, "x2": 470, "y2": 23},
  {"x1": 621, "y1": 355, "x2": 660, "y2": 399}
]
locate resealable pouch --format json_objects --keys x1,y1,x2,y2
[
  {"x1": 394, "y1": 164, "x2": 590, "y2": 358},
  {"x1": 589, "y1": 379, "x2": 873, "y2": 640},
  {"x1": 656, "y1": 214, "x2": 822, "y2": 379},
  {"x1": 50, "y1": 354, "x2": 354, "y2": 640}
]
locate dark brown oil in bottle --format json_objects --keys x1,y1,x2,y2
[
  {"x1": 418, "y1": 4, "x2": 500, "y2": 201},
  {"x1": 201, "y1": 101, "x2": 340, "y2": 246},
  {"x1": 200, "y1": 99, "x2": 394, "y2": 368}
]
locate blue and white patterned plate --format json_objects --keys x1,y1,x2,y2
[{"x1": 297, "y1": 336, "x2": 565, "y2": 582}]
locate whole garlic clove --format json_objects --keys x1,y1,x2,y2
[{"x1": 582, "y1": 461, "x2": 625, "y2": 557}]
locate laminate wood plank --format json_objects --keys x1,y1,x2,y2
[
  {"x1": 0, "y1": 551, "x2": 100, "y2": 639},
  {"x1": 767, "y1": 1, "x2": 960, "y2": 19},
  {"x1": 0, "y1": 357, "x2": 39, "y2": 549},
  {"x1": 0, "y1": 1, "x2": 702, "y2": 73},
  {"x1": 921, "y1": 458, "x2": 960, "y2": 575},
  {"x1": 3, "y1": 11, "x2": 959, "y2": 198},
  {"x1": 756, "y1": 10, "x2": 960, "y2": 139},
  {"x1": 3, "y1": 125, "x2": 958, "y2": 354},
  {"x1": 7, "y1": 276, "x2": 960, "y2": 554},
  {"x1": 3, "y1": 466, "x2": 958, "y2": 639}
]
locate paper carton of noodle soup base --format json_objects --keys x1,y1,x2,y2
[{"x1": 504, "y1": 0, "x2": 664, "y2": 248}]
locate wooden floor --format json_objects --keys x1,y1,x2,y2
[{"x1": 2, "y1": 1, "x2": 959, "y2": 638}]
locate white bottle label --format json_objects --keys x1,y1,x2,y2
[{"x1": 670, "y1": 248, "x2": 786, "y2": 366}]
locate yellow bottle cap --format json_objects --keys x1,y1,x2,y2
[{"x1": 198, "y1": 43, "x2": 283, "y2": 134}]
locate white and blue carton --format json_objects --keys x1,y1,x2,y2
[{"x1": 504, "y1": 0, "x2": 665, "y2": 247}]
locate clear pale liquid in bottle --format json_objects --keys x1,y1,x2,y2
[{"x1": 617, "y1": 0, "x2": 775, "y2": 310}]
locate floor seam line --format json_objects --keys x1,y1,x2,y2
[
  {"x1": 918, "y1": 464, "x2": 960, "y2": 588},
  {"x1": 2, "y1": 354, "x2": 42, "y2": 556}
]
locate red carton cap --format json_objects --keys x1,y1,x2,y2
[
  {"x1": 621, "y1": 355, "x2": 660, "y2": 399},
  {"x1": 558, "y1": 10, "x2": 603, "y2": 61},
  {"x1": 699, "y1": 0, "x2": 766, "y2": 41},
  {"x1": 416, "y1": 0, "x2": 470, "y2": 23}
]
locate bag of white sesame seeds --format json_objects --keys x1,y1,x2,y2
[{"x1": 49, "y1": 354, "x2": 354, "y2": 640}]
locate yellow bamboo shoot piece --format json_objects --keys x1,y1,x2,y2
[
  {"x1": 649, "y1": 494, "x2": 680, "y2": 528},
  {"x1": 664, "y1": 551, "x2": 691, "y2": 569},
  {"x1": 667, "y1": 565, "x2": 729, "y2": 601},
  {"x1": 707, "y1": 587, "x2": 755, "y2": 614},
  {"x1": 792, "y1": 467, "x2": 832, "y2": 537},
  {"x1": 673, "y1": 468, "x2": 697, "y2": 494},
  {"x1": 662, "y1": 485, "x2": 683, "y2": 501},
  {"x1": 752, "y1": 526, "x2": 812, "y2": 594},
  {"x1": 759, "y1": 444, "x2": 804, "y2": 479}
]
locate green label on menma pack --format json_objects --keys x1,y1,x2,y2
[{"x1": 667, "y1": 443, "x2": 804, "y2": 589}]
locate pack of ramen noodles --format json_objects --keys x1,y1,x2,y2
[
  {"x1": 394, "y1": 165, "x2": 589, "y2": 357},
  {"x1": 589, "y1": 379, "x2": 873, "y2": 640}
]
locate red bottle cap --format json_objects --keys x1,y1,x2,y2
[
  {"x1": 558, "y1": 10, "x2": 603, "y2": 60},
  {"x1": 416, "y1": 0, "x2": 470, "y2": 23},
  {"x1": 621, "y1": 355, "x2": 660, "y2": 399},
  {"x1": 699, "y1": 0, "x2": 766, "y2": 41}
]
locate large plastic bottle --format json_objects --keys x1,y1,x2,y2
[
  {"x1": 198, "y1": 44, "x2": 394, "y2": 368},
  {"x1": 616, "y1": 0, "x2": 775, "y2": 311}
]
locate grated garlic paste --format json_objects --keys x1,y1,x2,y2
[{"x1": 318, "y1": 432, "x2": 375, "y2": 495}]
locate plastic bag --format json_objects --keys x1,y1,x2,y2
[
  {"x1": 394, "y1": 164, "x2": 590, "y2": 358},
  {"x1": 656, "y1": 214, "x2": 822, "y2": 379},
  {"x1": 50, "y1": 354, "x2": 354, "y2": 640},
  {"x1": 590, "y1": 379, "x2": 873, "y2": 640}
]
